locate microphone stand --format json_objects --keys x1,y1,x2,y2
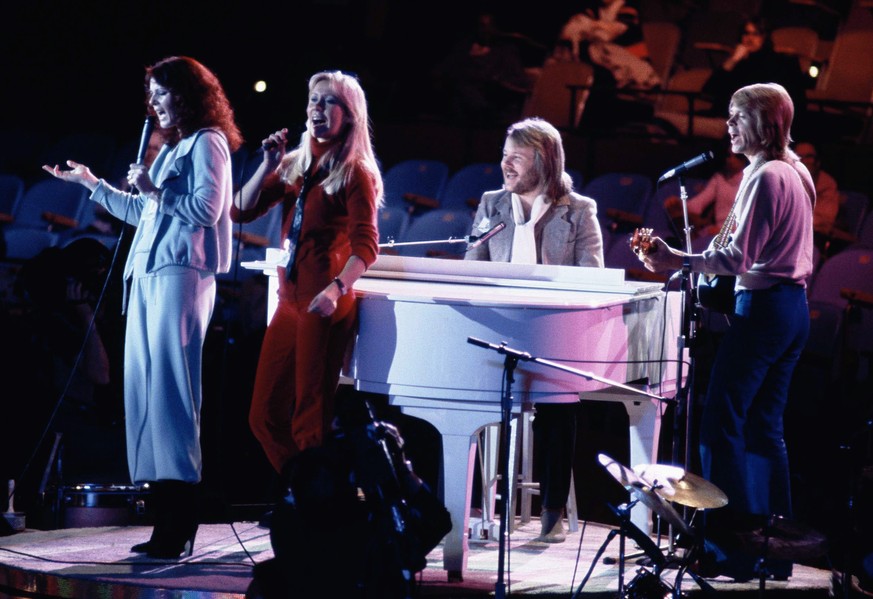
[
  {"x1": 378, "y1": 232, "x2": 489, "y2": 251},
  {"x1": 674, "y1": 175, "x2": 697, "y2": 466},
  {"x1": 467, "y1": 337, "x2": 673, "y2": 599},
  {"x1": 671, "y1": 174, "x2": 699, "y2": 544}
]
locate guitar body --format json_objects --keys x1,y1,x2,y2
[
  {"x1": 630, "y1": 226, "x2": 737, "y2": 313},
  {"x1": 697, "y1": 273, "x2": 736, "y2": 313}
]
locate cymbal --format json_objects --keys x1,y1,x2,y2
[
  {"x1": 633, "y1": 463, "x2": 729, "y2": 509},
  {"x1": 598, "y1": 454, "x2": 690, "y2": 535},
  {"x1": 597, "y1": 453, "x2": 647, "y2": 489}
]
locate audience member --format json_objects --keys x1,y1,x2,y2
[
  {"x1": 795, "y1": 140, "x2": 840, "y2": 237},
  {"x1": 557, "y1": 0, "x2": 659, "y2": 90},
  {"x1": 465, "y1": 117, "x2": 604, "y2": 543},
  {"x1": 702, "y1": 17, "x2": 810, "y2": 124},
  {"x1": 553, "y1": 0, "x2": 659, "y2": 133},
  {"x1": 664, "y1": 145, "x2": 746, "y2": 238}
]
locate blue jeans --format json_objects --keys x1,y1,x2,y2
[{"x1": 700, "y1": 284, "x2": 809, "y2": 524}]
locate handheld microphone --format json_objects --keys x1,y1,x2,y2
[
  {"x1": 261, "y1": 128, "x2": 288, "y2": 152},
  {"x1": 136, "y1": 116, "x2": 155, "y2": 164},
  {"x1": 658, "y1": 151, "x2": 715, "y2": 183},
  {"x1": 467, "y1": 221, "x2": 507, "y2": 250}
]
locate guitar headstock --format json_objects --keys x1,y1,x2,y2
[{"x1": 629, "y1": 228, "x2": 655, "y2": 257}]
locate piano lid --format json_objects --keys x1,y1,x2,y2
[{"x1": 363, "y1": 254, "x2": 659, "y2": 295}]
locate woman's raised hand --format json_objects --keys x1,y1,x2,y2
[{"x1": 42, "y1": 160, "x2": 99, "y2": 191}]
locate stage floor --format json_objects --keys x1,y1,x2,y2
[
  {"x1": 0, "y1": 517, "x2": 836, "y2": 598},
  {"x1": 0, "y1": 519, "x2": 834, "y2": 599}
]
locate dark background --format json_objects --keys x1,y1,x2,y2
[{"x1": 0, "y1": 1, "x2": 562, "y2": 148}]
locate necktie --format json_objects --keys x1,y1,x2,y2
[{"x1": 285, "y1": 169, "x2": 315, "y2": 281}]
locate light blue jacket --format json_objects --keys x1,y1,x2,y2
[{"x1": 91, "y1": 128, "x2": 233, "y2": 281}]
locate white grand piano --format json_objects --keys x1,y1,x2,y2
[{"x1": 245, "y1": 252, "x2": 685, "y2": 581}]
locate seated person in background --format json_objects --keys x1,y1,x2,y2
[
  {"x1": 557, "y1": 0, "x2": 659, "y2": 133},
  {"x1": 466, "y1": 117, "x2": 604, "y2": 543},
  {"x1": 664, "y1": 146, "x2": 746, "y2": 238},
  {"x1": 795, "y1": 141, "x2": 840, "y2": 237},
  {"x1": 702, "y1": 17, "x2": 810, "y2": 124},
  {"x1": 557, "y1": 0, "x2": 660, "y2": 90}
]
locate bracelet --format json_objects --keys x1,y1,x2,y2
[{"x1": 333, "y1": 277, "x2": 347, "y2": 296}]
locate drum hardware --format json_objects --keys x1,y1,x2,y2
[{"x1": 595, "y1": 453, "x2": 720, "y2": 598}]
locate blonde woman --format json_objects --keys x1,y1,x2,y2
[{"x1": 233, "y1": 71, "x2": 381, "y2": 477}]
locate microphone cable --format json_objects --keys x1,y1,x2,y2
[{"x1": 7, "y1": 119, "x2": 149, "y2": 513}]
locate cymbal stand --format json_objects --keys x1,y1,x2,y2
[
  {"x1": 572, "y1": 500, "x2": 670, "y2": 599},
  {"x1": 671, "y1": 532, "x2": 717, "y2": 598},
  {"x1": 467, "y1": 337, "x2": 672, "y2": 599}
]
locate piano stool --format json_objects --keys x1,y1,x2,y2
[
  {"x1": 512, "y1": 407, "x2": 579, "y2": 533},
  {"x1": 473, "y1": 408, "x2": 579, "y2": 540}
]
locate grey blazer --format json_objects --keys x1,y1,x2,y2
[{"x1": 464, "y1": 189, "x2": 604, "y2": 267}]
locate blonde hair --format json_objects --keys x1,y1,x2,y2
[
  {"x1": 505, "y1": 118, "x2": 573, "y2": 199},
  {"x1": 730, "y1": 83, "x2": 798, "y2": 162},
  {"x1": 278, "y1": 71, "x2": 383, "y2": 205}
]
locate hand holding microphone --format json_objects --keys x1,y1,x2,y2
[
  {"x1": 129, "y1": 115, "x2": 156, "y2": 195},
  {"x1": 261, "y1": 128, "x2": 288, "y2": 164}
]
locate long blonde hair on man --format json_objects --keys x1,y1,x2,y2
[
  {"x1": 278, "y1": 71, "x2": 383, "y2": 206},
  {"x1": 505, "y1": 117, "x2": 573, "y2": 200}
]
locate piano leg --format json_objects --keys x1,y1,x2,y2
[
  {"x1": 396, "y1": 403, "x2": 502, "y2": 582},
  {"x1": 625, "y1": 398, "x2": 663, "y2": 533}
]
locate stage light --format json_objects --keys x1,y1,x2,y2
[{"x1": 254, "y1": 80, "x2": 267, "y2": 93}]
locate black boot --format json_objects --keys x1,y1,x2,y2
[
  {"x1": 131, "y1": 481, "x2": 165, "y2": 553},
  {"x1": 145, "y1": 480, "x2": 199, "y2": 559}
]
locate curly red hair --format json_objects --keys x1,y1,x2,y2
[{"x1": 145, "y1": 56, "x2": 243, "y2": 152}]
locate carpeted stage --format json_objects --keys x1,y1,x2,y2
[{"x1": 0, "y1": 516, "x2": 837, "y2": 598}]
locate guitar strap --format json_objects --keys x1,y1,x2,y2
[{"x1": 705, "y1": 157, "x2": 768, "y2": 265}]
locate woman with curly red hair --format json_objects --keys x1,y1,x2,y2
[{"x1": 43, "y1": 55, "x2": 242, "y2": 559}]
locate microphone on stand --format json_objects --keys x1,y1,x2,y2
[
  {"x1": 657, "y1": 151, "x2": 715, "y2": 183},
  {"x1": 467, "y1": 221, "x2": 507, "y2": 250}
]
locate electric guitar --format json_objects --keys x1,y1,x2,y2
[{"x1": 630, "y1": 227, "x2": 736, "y2": 313}]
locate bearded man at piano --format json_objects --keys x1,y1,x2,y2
[
  {"x1": 465, "y1": 117, "x2": 604, "y2": 542},
  {"x1": 639, "y1": 83, "x2": 814, "y2": 581}
]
